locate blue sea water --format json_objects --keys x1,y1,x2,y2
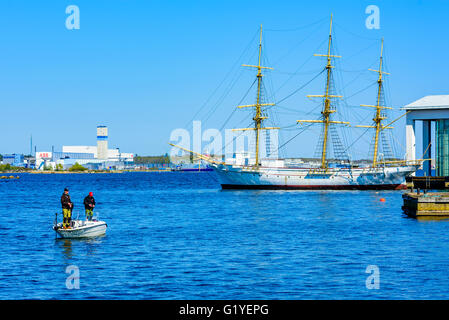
[{"x1": 0, "y1": 172, "x2": 448, "y2": 300}]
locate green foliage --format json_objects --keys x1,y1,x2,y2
[
  {"x1": 134, "y1": 154, "x2": 170, "y2": 164},
  {"x1": 55, "y1": 163, "x2": 64, "y2": 171},
  {"x1": 68, "y1": 162, "x2": 88, "y2": 172},
  {"x1": 0, "y1": 164, "x2": 28, "y2": 172},
  {"x1": 0, "y1": 163, "x2": 12, "y2": 172}
]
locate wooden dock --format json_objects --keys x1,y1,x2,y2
[
  {"x1": 405, "y1": 176, "x2": 449, "y2": 190},
  {"x1": 403, "y1": 176, "x2": 449, "y2": 217},
  {"x1": 402, "y1": 192, "x2": 449, "y2": 217}
]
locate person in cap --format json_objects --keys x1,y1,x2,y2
[
  {"x1": 61, "y1": 187, "x2": 73, "y2": 229},
  {"x1": 83, "y1": 192, "x2": 96, "y2": 221}
]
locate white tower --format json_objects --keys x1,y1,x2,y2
[{"x1": 97, "y1": 126, "x2": 108, "y2": 160}]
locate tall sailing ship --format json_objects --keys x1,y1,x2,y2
[{"x1": 172, "y1": 15, "x2": 423, "y2": 189}]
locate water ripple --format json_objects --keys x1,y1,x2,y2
[{"x1": 1, "y1": 172, "x2": 449, "y2": 299}]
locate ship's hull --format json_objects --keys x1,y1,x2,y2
[
  {"x1": 211, "y1": 163, "x2": 419, "y2": 190},
  {"x1": 221, "y1": 183, "x2": 405, "y2": 190}
]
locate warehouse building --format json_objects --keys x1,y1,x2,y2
[
  {"x1": 36, "y1": 125, "x2": 134, "y2": 170},
  {"x1": 404, "y1": 95, "x2": 449, "y2": 176}
]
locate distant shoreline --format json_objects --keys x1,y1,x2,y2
[{"x1": 1, "y1": 169, "x2": 180, "y2": 174}]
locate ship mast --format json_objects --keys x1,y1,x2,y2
[
  {"x1": 297, "y1": 14, "x2": 348, "y2": 169},
  {"x1": 355, "y1": 38, "x2": 393, "y2": 167},
  {"x1": 233, "y1": 25, "x2": 279, "y2": 167}
]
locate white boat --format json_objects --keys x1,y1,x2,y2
[{"x1": 53, "y1": 219, "x2": 107, "y2": 239}]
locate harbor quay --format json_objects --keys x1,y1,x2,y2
[
  {"x1": 402, "y1": 176, "x2": 449, "y2": 217},
  {"x1": 402, "y1": 192, "x2": 449, "y2": 218}
]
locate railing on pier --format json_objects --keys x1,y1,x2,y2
[{"x1": 406, "y1": 176, "x2": 449, "y2": 190}]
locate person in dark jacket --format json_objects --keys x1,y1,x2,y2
[
  {"x1": 83, "y1": 192, "x2": 96, "y2": 221},
  {"x1": 61, "y1": 188, "x2": 73, "y2": 229}
]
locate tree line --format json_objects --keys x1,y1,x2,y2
[{"x1": 133, "y1": 154, "x2": 171, "y2": 164}]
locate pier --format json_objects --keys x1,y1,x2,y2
[
  {"x1": 402, "y1": 176, "x2": 449, "y2": 217},
  {"x1": 403, "y1": 191, "x2": 449, "y2": 217},
  {"x1": 401, "y1": 96, "x2": 449, "y2": 217}
]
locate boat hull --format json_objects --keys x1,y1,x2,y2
[
  {"x1": 212, "y1": 163, "x2": 418, "y2": 190},
  {"x1": 221, "y1": 183, "x2": 405, "y2": 190},
  {"x1": 54, "y1": 220, "x2": 107, "y2": 238}
]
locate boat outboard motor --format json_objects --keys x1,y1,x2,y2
[{"x1": 54, "y1": 212, "x2": 60, "y2": 230}]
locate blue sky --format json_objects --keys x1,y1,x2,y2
[{"x1": 0, "y1": 0, "x2": 448, "y2": 158}]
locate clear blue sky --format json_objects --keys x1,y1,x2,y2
[{"x1": 0, "y1": 0, "x2": 448, "y2": 158}]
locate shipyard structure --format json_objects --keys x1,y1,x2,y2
[{"x1": 35, "y1": 126, "x2": 134, "y2": 170}]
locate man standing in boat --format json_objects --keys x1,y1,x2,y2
[
  {"x1": 83, "y1": 192, "x2": 96, "y2": 221},
  {"x1": 61, "y1": 187, "x2": 73, "y2": 229}
]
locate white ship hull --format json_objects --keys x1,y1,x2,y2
[{"x1": 211, "y1": 163, "x2": 419, "y2": 190}]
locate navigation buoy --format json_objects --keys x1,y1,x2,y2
[{"x1": 380, "y1": 198, "x2": 386, "y2": 202}]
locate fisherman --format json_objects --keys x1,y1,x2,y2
[
  {"x1": 83, "y1": 192, "x2": 96, "y2": 221},
  {"x1": 61, "y1": 187, "x2": 73, "y2": 229}
]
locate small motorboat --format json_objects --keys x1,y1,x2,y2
[{"x1": 53, "y1": 213, "x2": 107, "y2": 239}]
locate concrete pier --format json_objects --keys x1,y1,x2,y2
[{"x1": 402, "y1": 192, "x2": 449, "y2": 217}]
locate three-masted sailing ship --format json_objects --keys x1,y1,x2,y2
[{"x1": 172, "y1": 15, "x2": 423, "y2": 189}]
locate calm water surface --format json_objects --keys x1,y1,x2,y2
[{"x1": 0, "y1": 172, "x2": 448, "y2": 299}]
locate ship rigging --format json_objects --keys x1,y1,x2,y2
[{"x1": 170, "y1": 14, "x2": 425, "y2": 189}]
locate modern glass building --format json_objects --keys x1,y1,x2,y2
[{"x1": 436, "y1": 119, "x2": 449, "y2": 176}]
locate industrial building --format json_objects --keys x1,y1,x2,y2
[
  {"x1": 1, "y1": 154, "x2": 35, "y2": 168},
  {"x1": 2, "y1": 154, "x2": 24, "y2": 166},
  {"x1": 35, "y1": 125, "x2": 134, "y2": 170},
  {"x1": 404, "y1": 95, "x2": 449, "y2": 176}
]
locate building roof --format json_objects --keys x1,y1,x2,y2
[{"x1": 403, "y1": 95, "x2": 449, "y2": 110}]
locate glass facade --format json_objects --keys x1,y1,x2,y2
[{"x1": 436, "y1": 119, "x2": 449, "y2": 176}]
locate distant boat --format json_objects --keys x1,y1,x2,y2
[{"x1": 172, "y1": 15, "x2": 423, "y2": 190}]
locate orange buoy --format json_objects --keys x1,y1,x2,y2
[{"x1": 380, "y1": 198, "x2": 386, "y2": 202}]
